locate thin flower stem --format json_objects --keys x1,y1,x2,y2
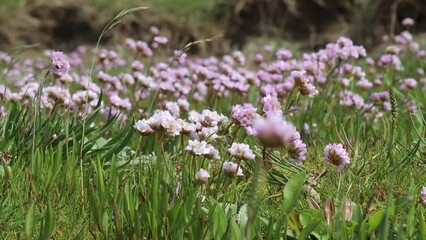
[
  {"x1": 161, "y1": 138, "x2": 171, "y2": 176},
  {"x1": 32, "y1": 70, "x2": 49, "y2": 164}
]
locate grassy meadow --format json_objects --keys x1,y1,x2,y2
[{"x1": 0, "y1": 6, "x2": 425, "y2": 240}]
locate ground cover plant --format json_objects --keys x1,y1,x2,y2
[{"x1": 0, "y1": 11, "x2": 425, "y2": 239}]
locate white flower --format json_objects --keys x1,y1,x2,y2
[
  {"x1": 205, "y1": 145, "x2": 220, "y2": 160},
  {"x1": 165, "y1": 101, "x2": 180, "y2": 117},
  {"x1": 146, "y1": 110, "x2": 182, "y2": 137},
  {"x1": 134, "y1": 119, "x2": 154, "y2": 136},
  {"x1": 197, "y1": 126, "x2": 219, "y2": 141},
  {"x1": 195, "y1": 168, "x2": 211, "y2": 184},
  {"x1": 185, "y1": 140, "x2": 220, "y2": 160},
  {"x1": 228, "y1": 142, "x2": 255, "y2": 160},
  {"x1": 199, "y1": 109, "x2": 228, "y2": 127},
  {"x1": 186, "y1": 140, "x2": 209, "y2": 156},
  {"x1": 222, "y1": 161, "x2": 243, "y2": 178},
  {"x1": 178, "y1": 119, "x2": 197, "y2": 135},
  {"x1": 177, "y1": 98, "x2": 190, "y2": 111}
]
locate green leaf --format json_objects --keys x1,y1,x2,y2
[
  {"x1": 299, "y1": 219, "x2": 321, "y2": 240},
  {"x1": 102, "y1": 210, "x2": 109, "y2": 238},
  {"x1": 212, "y1": 204, "x2": 227, "y2": 238},
  {"x1": 41, "y1": 203, "x2": 55, "y2": 239},
  {"x1": 25, "y1": 202, "x2": 36, "y2": 238},
  {"x1": 300, "y1": 209, "x2": 327, "y2": 236},
  {"x1": 283, "y1": 171, "x2": 306, "y2": 213},
  {"x1": 238, "y1": 204, "x2": 249, "y2": 236},
  {"x1": 417, "y1": 207, "x2": 426, "y2": 238},
  {"x1": 368, "y1": 209, "x2": 386, "y2": 233}
]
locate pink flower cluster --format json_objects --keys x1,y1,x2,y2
[{"x1": 324, "y1": 143, "x2": 350, "y2": 170}]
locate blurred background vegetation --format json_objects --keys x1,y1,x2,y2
[{"x1": 0, "y1": 0, "x2": 426, "y2": 53}]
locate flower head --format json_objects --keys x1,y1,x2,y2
[
  {"x1": 134, "y1": 119, "x2": 154, "y2": 136},
  {"x1": 231, "y1": 104, "x2": 259, "y2": 135},
  {"x1": 261, "y1": 94, "x2": 282, "y2": 116},
  {"x1": 402, "y1": 17, "x2": 415, "y2": 28},
  {"x1": 50, "y1": 51, "x2": 70, "y2": 76},
  {"x1": 291, "y1": 70, "x2": 316, "y2": 96},
  {"x1": 185, "y1": 140, "x2": 220, "y2": 160},
  {"x1": 195, "y1": 168, "x2": 210, "y2": 184},
  {"x1": 153, "y1": 36, "x2": 168, "y2": 45},
  {"x1": 288, "y1": 138, "x2": 307, "y2": 163},
  {"x1": 421, "y1": 187, "x2": 426, "y2": 207},
  {"x1": 324, "y1": 143, "x2": 350, "y2": 170},
  {"x1": 228, "y1": 143, "x2": 255, "y2": 160},
  {"x1": 254, "y1": 114, "x2": 298, "y2": 148},
  {"x1": 146, "y1": 110, "x2": 181, "y2": 137},
  {"x1": 222, "y1": 161, "x2": 243, "y2": 178}
]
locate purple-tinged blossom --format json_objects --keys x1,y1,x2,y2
[
  {"x1": 404, "y1": 78, "x2": 418, "y2": 89},
  {"x1": 288, "y1": 139, "x2": 307, "y2": 163},
  {"x1": 261, "y1": 94, "x2": 282, "y2": 116},
  {"x1": 378, "y1": 54, "x2": 403, "y2": 71},
  {"x1": 357, "y1": 78, "x2": 373, "y2": 90},
  {"x1": 276, "y1": 48, "x2": 293, "y2": 60},
  {"x1": 49, "y1": 51, "x2": 70, "y2": 76},
  {"x1": 150, "y1": 26, "x2": 160, "y2": 35},
  {"x1": 164, "y1": 101, "x2": 180, "y2": 117},
  {"x1": 231, "y1": 104, "x2": 259, "y2": 135},
  {"x1": 232, "y1": 51, "x2": 245, "y2": 65},
  {"x1": 254, "y1": 114, "x2": 298, "y2": 148},
  {"x1": 153, "y1": 36, "x2": 168, "y2": 45},
  {"x1": 135, "y1": 41, "x2": 153, "y2": 57},
  {"x1": 324, "y1": 143, "x2": 350, "y2": 170}
]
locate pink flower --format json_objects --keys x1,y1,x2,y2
[
  {"x1": 324, "y1": 143, "x2": 350, "y2": 170},
  {"x1": 131, "y1": 60, "x2": 144, "y2": 71},
  {"x1": 288, "y1": 138, "x2": 307, "y2": 163},
  {"x1": 254, "y1": 114, "x2": 298, "y2": 148},
  {"x1": 402, "y1": 17, "x2": 415, "y2": 28},
  {"x1": 49, "y1": 51, "x2": 70, "y2": 76},
  {"x1": 261, "y1": 94, "x2": 282, "y2": 116},
  {"x1": 231, "y1": 104, "x2": 259, "y2": 135},
  {"x1": 164, "y1": 101, "x2": 180, "y2": 117},
  {"x1": 232, "y1": 51, "x2": 245, "y2": 65},
  {"x1": 153, "y1": 36, "x2": 168, "y2": 45},
  {"x1": 150, "y1": 26, "x2": 160, "y2": 35},
  {"x1": 178, "y1": 120, "x2": 197, "y2": 135},
  {"x1": 135, "y1": 41, "x2": 153, "y2": 57},
  {"x1": 339, "y1": 91, "x2": 364, "y2": 109},
  {"x1": 276, "y1": 48, "x2": 293, "y2": 60},
  {"x1": 357, "y1": 78, "x2": 373, "y2": 90},
  {"x1": 404, "y1": 78, "x2": 418, "y2": 89}
]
